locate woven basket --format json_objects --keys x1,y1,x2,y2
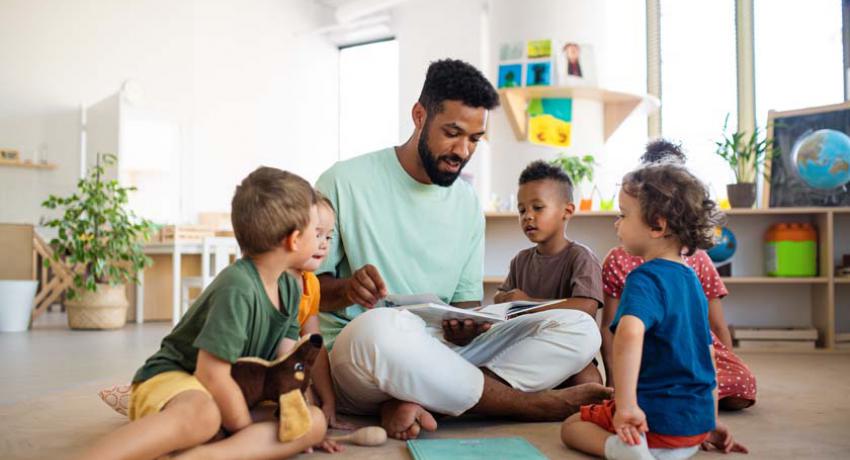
[{"x1": 65, "y1": 284, "x2": 129, "y2": 330}]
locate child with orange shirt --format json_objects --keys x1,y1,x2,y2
[{"x1": 286, "y1": 194, "x2": 345, "y2": 431}]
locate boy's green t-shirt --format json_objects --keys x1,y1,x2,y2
[
  {"x1": 316, "y1": 147, "x2": 485, "y2": 348},
  {"x1": 133, "y1": 258, "x2": 301, "y2": 383}
]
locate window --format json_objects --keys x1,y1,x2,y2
[
  {"x1": 659, "y1": 0, "x2": 739, "y2": 192},
  {"x1": 338, "y1": 39, "x2": 399, "y2": 161},
  {"x1": 754, "y1": 0, "x2": 844, "y2": 127}
]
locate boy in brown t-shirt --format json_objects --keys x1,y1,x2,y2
[{"x1": 496, "y1": 160, "x2": 604, "y2": 384}]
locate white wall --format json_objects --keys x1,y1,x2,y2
[
  {"x1": 486, "y1": 0, "x2": 649, "y2": 207},
  {"x1": 189, "y1": 0, "x2": 339, "y2": 215},
  {"x1": 0, "y1": 0, "x2": 339, "y2": 224}
]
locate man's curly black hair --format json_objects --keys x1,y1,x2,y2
[
  {"x1": 418, "y1": 59, "x2": 500, "y2": 116},
  {"x1": 622, "y1": 162, "x2": 725, "y2": 256},
  {"x1": 640, "y1": 138, "x2": 686, "y2": 164},
  {"x1": 519, "y1": 160, "x2": 574, "y2": 202}
]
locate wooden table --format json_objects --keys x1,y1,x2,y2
[{"x1": 138, "y1": 242, "x2": 204, "y2": 325}]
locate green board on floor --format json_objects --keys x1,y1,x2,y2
[{"x1": 407, "y1": 437, "x2": 547, "y2": 460}]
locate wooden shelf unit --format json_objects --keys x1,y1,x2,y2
[
  {"x1": 498, "y1": 86, "x2": 660, "y2": 142},
  {"x1": 483, "y1": 207, "x2": 850, "y2": 350},
  {"x1": 0, "y1": 158, "x2": 57, "y2": 170}
]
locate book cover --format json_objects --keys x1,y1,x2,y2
[{"x1": 407, "y1": 437, "x2": 547, "y2": 460}]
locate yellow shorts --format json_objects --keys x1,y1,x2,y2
[{"x1": 129, "y1": 371, "x2": 210, "y2": 421}]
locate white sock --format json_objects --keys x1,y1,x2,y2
[
  {"x1": 604, "y1": 435, "x2": 655, "y2": 460},
  {"x1": 649, "y1": 446, "x2": 700, "y2": 460}
]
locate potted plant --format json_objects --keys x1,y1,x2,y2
[
  {"x1": 41, "y1": 153, "x2": 154, "y2": 329},
  {"x1": 551, "y1": 153, "x2": 596, "y2": 210},
  {"x1": 714, "y1": 115, "x2": 777, "y2": 208}
]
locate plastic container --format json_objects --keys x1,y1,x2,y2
[
  {"x1": 764, "y1": 223, "x2": 817, "y2": 277},
  {"x1": 0, "y1": 280, "x2": 38, "y2": 332}
]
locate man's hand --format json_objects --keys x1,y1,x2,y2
[
  {"x1": 442, "y1": 319, "x2": 491, "y2": 346},
  {"x1": 612, "y1": 404, "x2": 648, "y2": 446},
  {"x1": 493, "y1": 289, "x2": 530, "y2": 303},
  {"x1": 702, "y1": 422, "x2": 748, "y2": 454},
  {"x1": 345, "y1": 264, "x2": 388, "y2": 308}
]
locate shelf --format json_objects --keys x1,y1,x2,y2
[
  {"x1": 721, "y1": 276, "x2": 829, "y2": 284},
  {"x1": 485, "y1": 207, "x2": 850, "y2": 219},
  {"x1": 835, "y1": 277, "x2": 850, "y2": 284},
  {"x1": 487, "y1": 276, "x2": 829, "y2": 285},
  {"x1": 498, "y1": 86, "x2": 660, "y2": 142},
  {"x1": 722, "y1": 207, "x2": 848, "y2": 215},
  {"x1": 485, "y1": 210, "x2": 619, "y2": 219},
  {"x1": 732, "y1": 347, "x2": 850, "y2": 355},
  {"x1": 0, "y1": 158, "x2": 57, "y2": 170}
]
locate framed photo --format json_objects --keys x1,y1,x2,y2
[
  {"x1": 555, "y1": 42, "x2": 597, "y2": 86},
  {"x1": 0, "y1": 149, "x2": 20, "y2": 161},
  {"x1": 764, "y1": 101, "x2": 850, "y2": 207},
  {"x1": 497, "y1": 64, "x2": 522, "y2": 88},
  {"x1": 526, "y1": 61, "x2": 552, "y2": 86}
]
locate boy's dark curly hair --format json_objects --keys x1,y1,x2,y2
[
  {"x1": 519, "y1": 160, "x2": 574, "y2": 202},
  {"x1": 622, "y1": 163, "x2": 725, "y2": 256},
  {"x1": 640, "y1": 138, "x2": 686, "y2": 164},
  {"x1": 418, "y1": 59, "x2": 500, "y2": 116}
]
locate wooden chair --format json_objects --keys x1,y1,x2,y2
[
  {"x1": 179, "y1": 237, "x2": 240, "y2": 317},
  {"x1": 0, "y1": 224, "x2": 75, "y2": 320}
]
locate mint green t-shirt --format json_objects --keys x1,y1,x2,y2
[
  {"x1": 133, "y1": 258, "x2": 302, "y2": 383},
  {"x1": 316, "y1": 147, "x2": 485, "y2": 348}
]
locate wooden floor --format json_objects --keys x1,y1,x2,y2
[{"x1": 2, "y1": 311, "x2": 850, "y2": 459}]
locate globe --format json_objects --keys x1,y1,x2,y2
[
  {"x1": 792, "y1": 129, "x2": 850, "y2": 190},
  {"x1": 707, "y1": 227, "x2": 737, "y2": 264}
]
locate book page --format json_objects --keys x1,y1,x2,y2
[{"x1": 383, "y1": 293, "x2": 447, "y2": 308}]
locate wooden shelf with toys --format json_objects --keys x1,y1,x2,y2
[{"x1": 482, "y1": 206, "x2": 850, "y2": 350}]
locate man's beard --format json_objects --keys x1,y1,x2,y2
[{"x1": 418, "y1": 125, "x2": 469, "y2": 187}]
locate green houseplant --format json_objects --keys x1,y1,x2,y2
[
  {"x1": 41, "y1": 153, "x2": 154, "y2": 329},
  {"x1": 551, "y1": 153, "x2": 596, "y2": 210},
  {"x1": 714, "y1": 115, "x2": 777, "y2": 208}
]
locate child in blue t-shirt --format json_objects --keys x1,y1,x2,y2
[{"x1": 561, "y1": 161, "x2": 748, "y2": 459}]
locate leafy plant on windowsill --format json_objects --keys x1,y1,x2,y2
[
  {"x1": 714, "y1": 114, "x2": 778, "y2": 184},
  {"x1": 41, "y1": 153, "x2": 155, "y2": 299},
  {"x1": 551, "y1": 153, "x2": 596, "y2": 190}
]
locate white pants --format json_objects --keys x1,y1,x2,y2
[{"x1": 329, "y1": 307, "x2": 601, "y2": 416}]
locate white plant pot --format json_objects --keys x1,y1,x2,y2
[{"x1": 0, "y1": 280, "x2": 38, "y2": 332}]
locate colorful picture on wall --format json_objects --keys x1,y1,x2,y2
[
  {"x1": 528, "y1": 98, "x2": 572, "y2": 148},
  {"x1": 765, "y1": 102, "x2": 850, "y2": 207},
  {"x1": 526, "y1": 61, "x2": 551, "y2": 86},
  {"x1": 527, "y1": 39, "x2": 552, "y2": 59},
  {"x1": 499, "y1": 42, "x2": 523, "y2": 61},
  {"x1": 497, "y1": 64, "x2": 523, "y2": 88},
  {"x1": 555, "y1": 42, "x2": 597, "y2": 86}
]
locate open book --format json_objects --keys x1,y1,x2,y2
[{"x1": 383, "y1": 294, "x2": 564, "y2": 327}]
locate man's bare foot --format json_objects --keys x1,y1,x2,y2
[
  {"x1": 380, "y1": 400, "x2": 438, "y2": 440},
  {"x1": 519, "y1": 383, "x2": 612, "y2": 422}
]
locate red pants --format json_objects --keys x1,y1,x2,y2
[{"x1": 580, "y1": 400, "x2": 709, "y2": 449}]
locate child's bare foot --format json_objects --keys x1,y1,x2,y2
[
  {"x1": 719, "y1": 396, "x2": 754, "y2": 411},
  {"x1": 380, "y1": 400, "x2": 438, "y2": 440},
  {"x1": 520, "y1": 383, "x2": 612, "y2": 421}
]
